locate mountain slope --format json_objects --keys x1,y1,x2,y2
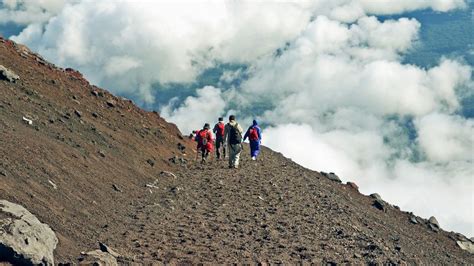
[
  {"x1": 0, "y1": 37, "x2": 192, "y2": 261},
  {"x1": 0, "y1": 37, "x2": 472, "y2": 264}
]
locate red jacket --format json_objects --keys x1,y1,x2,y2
[{"x1": 196, "y1": 129, "x2": 214, "y2": 151}]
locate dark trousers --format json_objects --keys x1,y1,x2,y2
[
  {"x1": 215, "y1": 137, "x2": 225, "y2": 159},
  {"x1": 201, "y1": 148, "x2": 210, "y2": 162}
]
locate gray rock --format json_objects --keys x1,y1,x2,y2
[
  {"x1": 428, "y1": 224, "x2": 439, "y2": 232},
  {"x1": 370, "y1": 193, "x2": 382, "y2": 201},
  {"x1": 106, "y1": 100, "x2": 116, "y2": 107},
  {"x1": 321, "y1": 172, "x2": 341, "y2": 183},
  {"x1": 427, "y1": 216, "x2": 440, "y2": 232},
  {"x1": 456, "y1": 241, "x2": 474, "y2": 254},
  {"x1": 146, "y1": 159, "x2": 155, "y2": 167},
  {"x1": 0, "y1": 200, "x2": 58, "y2": 265},
  {"x1": 410, "y1": 216, "x2": 418, "y2": 224},
  {"x1": 373, "y1": 199, "x2": 385, "y2": 211},
  {"x1": 428, "y1": 216, "x2": 440, "y2": 228},
  {"x1": 0, "y1": 65, "x2": 19, "y2": 83},
  {"x1": 112, "y1": 184, "x2": 122, "y2": 193},
  {"x1": 74, "y1": 110, "x2": 82, "y2": 118},
  {"x1": 78, "y1": 250, "x2": 118, "y2": 265},
  {"x1": 99, "y1": 242, "x2": 121, "y2": 258}
]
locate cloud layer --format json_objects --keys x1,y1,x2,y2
[
  {"x1": 4, "y1": 0, "x2": 473, "y2": 236},
  {"x1": 0, "y1": 0, "x2": 67, "y2": 25},
  {"x1": 161, "y1": 86, "x2": 226, "y2": 134}
]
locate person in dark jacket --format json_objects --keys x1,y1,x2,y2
[
  {"x1": 243, "y1": 119, "x2": 262, "y2": 160},
  {"x1": 224, "y1": 115, "x2": 243, "y2": 168},
  {"x1": 213, "y1": 117, "x2": 226, "y2": 159}
]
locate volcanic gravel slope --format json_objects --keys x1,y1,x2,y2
[{"x1": 0, "y1": 37, "x2": 473, "y2": 264}]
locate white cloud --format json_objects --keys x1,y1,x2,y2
[
  {"x1": 0, "y1": 0, "x2": 68, "y2": 25},
  {"x1": 358, "y1": 0, "x2": 467, "y2": 14},
  {"x1": 416, "y1": 113, "x2": 474, "y2": 162},
  {"x1": 11, "y1": 1, "x2": 315, "y2": 103},
  {"x1": 8, "y1": 0, "x2": 468, "y2": 103},
  {"x1": 160, "y1": 86, "x2": 226, "y2": 134},
  {"x1": 236, "y1": 13, "x2": 473, "y2": 236}
]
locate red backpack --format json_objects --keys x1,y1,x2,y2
[
  {"x1": 216, "y1": 123, "x2": 225, "y2": 137},
  {"x1": 198, "y1": 129, "x2": 210, "y2": 146},
  {"x1": 249, "y1": 127, "x2": 259, "y2": 141}
]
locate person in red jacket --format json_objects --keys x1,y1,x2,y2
[
  {"x1": 213, "y1": 117, "x2": 226, "y2": 159},
  {"x1": 196, "y1": 123, "x2": 214, "y2": 163}
]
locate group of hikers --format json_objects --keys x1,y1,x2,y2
[{"x1": 191, "y1": 115, "x2": 262, "y2": 168}]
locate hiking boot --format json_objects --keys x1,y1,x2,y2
[{"x1": 251, "y1": 156, "x2": 256, "y2": 160}]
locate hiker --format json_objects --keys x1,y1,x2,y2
[
  {"x1": 243, "y1": 119, "x2": 262, "y2": 160},
  {"x1": 189, "y1": 130, "x2": 198, "y2": 140},
  {"x1": 213, "y1": 117, "x2": 226, "y2": 159},
  {"x1": 195, "y1": 123, "x2": 214, "y2": 163},
  {"x1": 224, "y1": 115, "x2": 243, "y2": 168}
]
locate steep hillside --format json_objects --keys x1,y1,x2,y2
[
  {"x1": 0, "y1": 37, "x2": 473, "y2": 264},
  {"x1": 0, "y1": 37, "x2": 193, "y2": 262}
]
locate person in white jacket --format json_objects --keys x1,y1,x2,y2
[{"x1": 224, "y1": 115, "x2": 244, "y2": 169}]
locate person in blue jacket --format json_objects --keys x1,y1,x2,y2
[{"x1": 243, "y1": 119, "x2": 262, "y2": 160}]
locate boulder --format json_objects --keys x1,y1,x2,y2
[
  {"x1": 372, "y1": 199, "x2": 385, "y2": 212},
  {"x1": 0, "y1": 65, "x2": 19, "y2": 83},
  {"x1": 321, "y1": 172, "x2": 341, "y2": 183},
  {"x1": 370, "y1": 193, "x2": 382, "y2": 201},
  {"x1": 0, "y1": 200, "x2": 58, "y2": 265},
  {"x1": 428, "y1": 216, "x2": 440, "y2": 232},
  {"x1": 456, "y1": 241, "x2": 474, "y2": 254},
  {"x1": 428, "y1": 216, "x2": 439, "y2": 227}
]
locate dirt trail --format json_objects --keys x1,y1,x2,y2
[{"x1": 93, "y1": 148, "x2": 473, "y2": 264}]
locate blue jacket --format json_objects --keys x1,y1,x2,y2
[{"x1": 244, "y1": 120, "x2": 262, "y2": 142}]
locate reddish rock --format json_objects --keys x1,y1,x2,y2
[{"x1": 346, "y1": 181, "x2": 359, "y2": 191}]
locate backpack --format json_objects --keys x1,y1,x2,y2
[
  {"x1": 198, "y1": 129, "x2": 209, "y2": 146},
  {"x1": 228, "y1": 123, "x2": 242, "y2": 145},
  {"x1": 249, "y1": 127, "x2": 259, "y2": 141},
  {"x1": 215, "y1": 123, "x2": 225, "y2": 137}
]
